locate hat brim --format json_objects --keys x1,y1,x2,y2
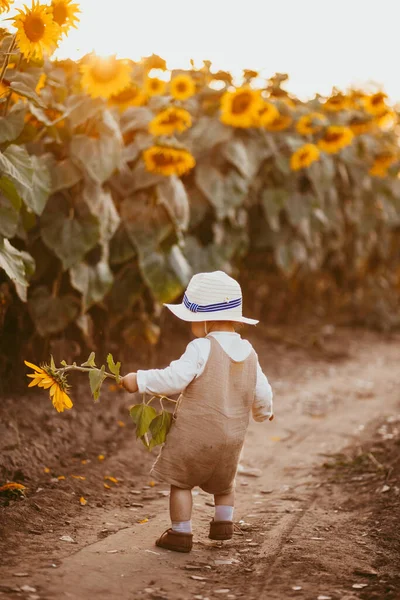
[{"x1": 164, "y1": 302, "x2": 259, "y2": 325}]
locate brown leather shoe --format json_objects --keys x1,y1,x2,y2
[
  {"x1": 209, "y1": 520, "x2": 234, "y2": 540},
  {"x1": 155, "y1": 528, "x2": 193, "y2": 553}
]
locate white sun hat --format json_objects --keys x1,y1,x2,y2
[{"x1": 164, "y1": 271, "x2": 258, "y2": 325}]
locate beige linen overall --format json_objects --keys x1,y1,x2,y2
[{"x1": 151, "y1": 336, "x2": 257, "y2": 495}]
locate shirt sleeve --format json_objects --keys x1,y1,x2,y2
[
  {"x1": 252, "y1": 356, "x2": 273, "y2": 422},
  {"x1": 136, "y1": 339, "x2": 206, "y2": 396}
]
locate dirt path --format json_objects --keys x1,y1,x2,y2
[{"x1": 1, "y1": 330, "x2": 399, "y2": 600}]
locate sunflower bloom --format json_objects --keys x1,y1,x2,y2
[
  {"x1": 143, "y1": 145, "x2": 195, "y2": 177},
  {"x1": 220, "y1": 87, "x2": 263, "y2": 128},
  {"x1": 323, "y1": 93, "x2": 350, "y2": 112},
  {"x1": 363, "y1": 92, "x2": 387, "y2": 116},
  {"x1": 290, "y1": 144, "x2": 320, "y2": 171},
  {"x1": 109, "y1": 82, "x2": 146, "y2": 111},
  {"x1": 80, "y1": 55, "x2": 132, "y2": 99},
  {"x1": 296, "y1": 112, "x2": 326, "y2": 136},
  {"x1": 149, "y1": 106, "x2": 192, "y2": 136},
  {"x1": 0, "y1": 0, "x2": 13, "y2": 14},
  {"x1": 145, "y1": 77, "x2": 166, "y2": 97},
  {"x1": 12, "y1": 1, "x2": 61, "y2": 60},
  {"x1": 318, "y1": 126, "x2": 354, "y2": 154},
  {"x1": 50, "y1": 0, "x2": 80, "y2": 35},
  {"x1": 369, "y1": 152, "x2": 397, "y2": 177},
  {"x1": 170, "y1": 74, "x2": 196, "y2": 101},
  {"x1": 25, "y1": 360, "x2": 73, "y2": 413},
  {"x1": 257, "y1": 101, "x2": 279, "y2": 127},
  {"x1": 265, "y1": 113, "x2": 293, "y2": 132},
  {"x1": 349, "y1": 116, "x2": 374, "y2": 136},
  {"x1": 374, "y1": 108, "x2": 396, "y2": 129}
]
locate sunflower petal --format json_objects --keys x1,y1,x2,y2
[
  {"x1": 49, "y1": 382, "x2": 58, "y2": 397},
  {"x1": 28, "y1": 377, "x2": 43, "y2": 387},
  {"x1": 24, "y1": 360, "x2": 44, "y2": 373}
]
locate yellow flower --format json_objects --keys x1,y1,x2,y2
[
  {"x1": 142, "y1": 54, "x2": 167, "y2": 72},
  {"x1": 170, "y1": 74, "x2": 196, "y2": 101},
  {"x1": 290, "y1": 144, "x2": 320, "y2": 171},
  {"x1": 220, "y1": 87, "x2": 263, "y2": 128},
  {"x1": 0, "y1": 482, "x2": 26, "y2": 492},
  {"x1": 109, "y1": 82, "x2": 146, "y2": 111},
  {"x1": 145, "y1": 77, "x2": 166, "y2": 97},
  {"x1": 363, "y1": 92, "x2": 387, "y2": 116},
  {"x1": 80, "y1": 55, "x2": 132, "y2": 100},
  {"x1": 323, "y1": 93, "x2": 350, "y2": 112},
  {"x1": 369, "y1": 152, "x2": 397, "y2": 177},
  {"x1": 50, "y1": 0, "x2": 80, "y2": 35},
  {"x1": 257, "y1": 101, "x2": 279, "y2": 127},
  {"x1": 264, "y1": 113, "x2": 293, "y2": 132},
  {"x1": 12, "y1": 1, "x2": 61, "y2": 60},
  {"x1": 0, "y1": 0, "x2": 13, "y2": 14},
  {"x1": 149, "y1": 106, "x2": 192, "y2": 136},
  {"x1": 79, "y1": 496, "x2": 87, "y2": 505},
  {"x1": 36, "y1": 72, "x2": 47, "y2": 93},
  {"x1": 143, "y1": 144, "x2": 196, "y2": 177},
  {"x1": 296, "y1": 112, "x2": 326, "y2": 136},
  {"x1": 24, "y1": 360, "x2": 73, "y2": 413},
  {"x1": 317, "y1": 126, "x2": 354, "y2": 154},
  {"x1": 349, "y1": 116, "x2": 374, "y2": 136},
  {"x1": 375, "y1": 108, "x2": 396, "y2": 129}
]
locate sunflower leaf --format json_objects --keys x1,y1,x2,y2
[
  {"x1": 106, "y1": 353, "x2": 121, "y2": 383},
  {"x1": 50, "y1": 355, "x2": 56, "y2": 371},
  {"x1": 0, "y1": 238, "x2": 29, "y2": 290},
  {"x1": 70, "y1": 258, "x2": 113, "y2": 311},
  {"x1": 61, "y1": 360, "x2": 68, "y2": 367},
  {"x1": 28, "y1": 286, "x2": 79, "y2": 336},
  {"x1": 149, "y1": 410, "x2": 172, "y2": 449},
  {"x1": 89, "y1": 365, "x2": 106, "y2": 402},
  {"x1": 81, "y1": 352, "x2": 96, "y2": 368},
  {"x1": 0, "y1": 192, "x2": 20, "y2": 238},
  {"x1": 0, "y1": 104, "x2": 26, "y2": 144},
  {"x1": 129, "y1": 404, "x2": 157, "y2": 439}
]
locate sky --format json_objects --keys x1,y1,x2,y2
[{"x1": 7, "y1": 0, "x2": 400, "y2": 101}]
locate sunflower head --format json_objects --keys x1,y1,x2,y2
[
  {"x1": 51, "y1": 0, "x2": 80, "y2": 35},
  {"x1": 323, "y1": 93, "x2": 350, "y2": 112},
  {"x1": 0, "y1": 0, "x2": 13, "y2": 14},
  {"x1": 25, "y1": 360, "x2": 73, "y2": 412},
  {"x1": 256, "y1": 101, "x2": 279, "y2": 127},
  {"x1": 170, "y1": 74, "x2": 196, "y2": 101},
  {"x1": 145, "y1": 77, "x2": 166, "y2": 97},
  {"x1": 264, "y1": 113, "x2": 293, "y2": 132},
  {"x1": 142, "y1": 54, "x2": 167, "y2": 72},
  {"x1": 317, "y1": 126, "x2": 354, "y2": 154},
  {"x1": 80, "y1": 54, "x2": 132, "y2": 99},
  {"x1": 363, "y1": 92, "x2": 388, "y2": 116},
  {"x1": 12, "y1": 0, "x2": 61, "y2": 60},
  {"x1": 290, "y1": 144, "x2": 320, "y2": 171},
  {"x1": 143, "y1": 143, "x2": 196, "y2": 177},
  {"x1": 149, "y1": 106, "x2": 192, "y2": 137},
  {"x1": 109, "y1": 82, "x2": 146, "y2": 111},
  {"x1": 369, "y1": 152, "x2": 397, "y2": 177},
  {"x1": 220, "y1": 87, "x2": 262, "y2": 128},
  {"x1": 296, "y1": 112, "x2": 326, "y2": 136},
  {"x1": 349, "y1": 116, "x2": 374, "y2": 136}
]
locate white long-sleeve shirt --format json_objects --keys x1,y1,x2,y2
[{"x1": 137, "y1": 332, "x2": 273, "y2": 422}]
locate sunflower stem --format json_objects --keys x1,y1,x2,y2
[
  {"x1": 0, "y1": 35, "x2": 16, "y2": 84},
  {"x1": 56, "y1": 365, "x2": 117, "y2": 379}
]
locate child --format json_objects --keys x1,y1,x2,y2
[{"x1": 121, "y1": 271, "x2": 273, "y2": 553}]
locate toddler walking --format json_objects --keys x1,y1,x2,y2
[{"x1": 121, "y1": 271, "x2": 273, "y2": 553}]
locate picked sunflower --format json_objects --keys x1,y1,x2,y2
[
  {"x1": 323, "y1": 93, "x2": 350, "y2": 112},
  {"x1": 257, "y1": 101, "x2": 279, "y2": 127},
  {"x1": 170, "y1": 74, "x2": 196, "y2": 101},
  {"x1": 369, "y1": 152, "x2": 397, "y2": 177},
  {"x1": 363, "y1": 92, "x2": 387, "y2": 116},
  {"x1": 25, "y1": 360, "x2": 73, "y2": 413},
  {"x1": 50, "y1": 0, "x2": 80, "y2": 35},
  {"x1": 80, "y1": 55, "x2": 132, "y2": 99},
  {"x1": 0, "y1": 0, "x2": 13, "y2": 14},
  {"x1": 317, "y1": 126, "x2": 354, "y2": 154},
  {"x1": 12, "y1": 0, "x2": 61, "y2": 60},
  {"x1": 290, "y1": 144, "x2": 320, "y2": 171},
  {"x1": 143, "y1": 144, "x2": 196, "y2": 177},
  {"x1": 145, "y1": 77, "x2": 166, "y2": 97},
  {"x1": 109, "y1": 82, "x2": 146, "y2": 111},
  {"x1": 264, "y1": 113, "x2": 293, "y2": 132},
  {"x1": 296, "y1": 112, "x2": 326, "y2": 136},
  {"x1": 220, "y1": 87, "x2": 262, "y2": 128},
  {"x1": 149, "y1": 106, "x2": 192, "y2": 136}
]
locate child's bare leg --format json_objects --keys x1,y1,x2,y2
[
  {"x1": 170, "y1": 485, "x2": 193, "y2": 533},
  {"x1": 214, "y1": 490, "x2": 235, "y2": 522}
]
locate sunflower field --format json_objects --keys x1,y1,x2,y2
[{"x1": 1, "y1": 0, "x2": 400, "y2": 381}]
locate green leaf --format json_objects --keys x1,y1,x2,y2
[
  {"x1": 69, "y1": 257, "x2": 113, "y2": 310},
  {"x1": 186, "y1": 115, "x2": 233, "y2": 157},
  {"x1": 0, "y1": 238, "x2": 29, "y2": 290},
  {"x1": 50, "y1": 355, "x2": 56, "y2": 370},
  {"x1": 0, "y1": 193, "x2": 20, "y2": 238},
  {"x1": 139, "y1": 245, "x2": 192, "y2": 304},
  {"x1": 27, "y1": 286, "x2": 79, "y2": 336},
  {"x1": 61, "y1": 360, "x2": 67, "y2": 367},
  {"x1": 107, "y1": 353, "x2": 121, "y2": 383},
  {"x1": 82, "y1": 181, "x2": 120, "y2": 243},
  {"x1": 81, "y1": 352, "x2": 96, "y2": 367},
  {"x1": 261, "y1": 188, "x2": 288, "y2": 232},
  {"x1": 65, "y1": 94, "x2": 104, "y2": 129},
  {"x1": 120, "y1": 107, "x2": 153, "y2": 133},
  {"x1": 0, "y1": 177, "x2": 22, "y2": 210},
  {"x1": 109, "y1": 262, "x2": 142, "y2": 313},
  {"x1": 109, "y1": 225, "x2": 136, "y2": 266},
  {"x1": 44, "y1": 155, "x2": 82, "y2": 193},
  {"x1": 89, "y1": 365, "x2": 106, "y2": 402},
  {"x1": 9, "y1": 80, "x2": 45, "y2": 107},
  {"x1": 41, "y1": 196, "x2": 100, "y2": 269},
  {"x1": 221, "y1": 137, "x2": 268, "y2": 180},
  {"x1": 0, "y1": 104, "x2": 26, "y2": 144},
  {"x1": 149, "y1": 410, "x2": 172, "y2": 449},
  {"x1": 27, "y1": 155, "x2": 52, "y2": 215},
  {"x1": 157, "y1": 176, "x2": 189, "y2": 231},
  {"x1": 129, "y1": 404, "x2": 158, "y2": 439}
]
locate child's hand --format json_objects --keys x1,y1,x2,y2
[{"x1": 120, "y1": 373, "x2": 138, "y2": 393}]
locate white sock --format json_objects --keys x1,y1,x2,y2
[
  {"x1": 171, "y1": 520, "x2": 192, "y2": 534},
  {"x1": 214, "y1": 505, "x2": 234, "y2": 522}
]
